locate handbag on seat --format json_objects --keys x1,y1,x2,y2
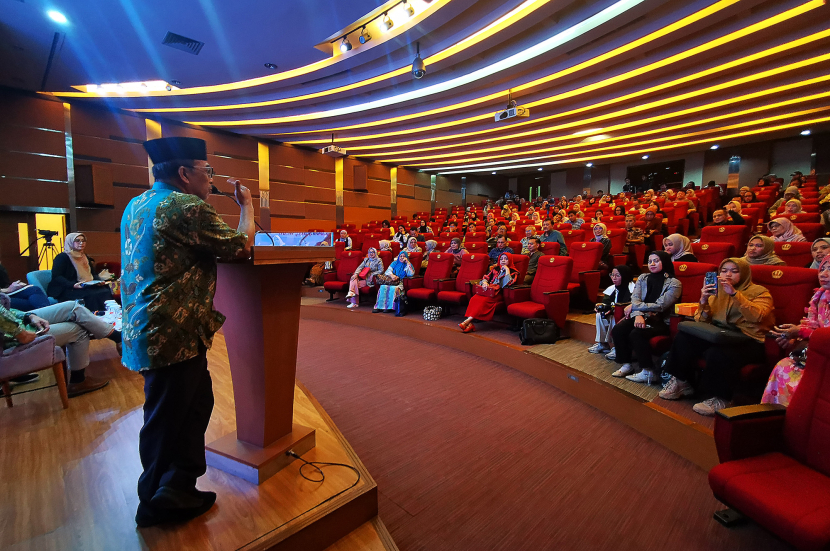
[{"x1": 677, "y1": 321, "x2": 755, "y2": 345}]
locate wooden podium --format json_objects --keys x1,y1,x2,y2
[{"x1": 206, "y1": 245, "x2": 334, "y2": 484}]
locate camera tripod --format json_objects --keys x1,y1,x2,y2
[{"x1": 20, "y1": 232, "x2": 60, "y2": 270}]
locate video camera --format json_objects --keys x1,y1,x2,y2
[{"x1": 37, "y1": 229, "x2": 59, "y2": 243}]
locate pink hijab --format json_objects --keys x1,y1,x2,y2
[{"x1": 769, "y1": 217, "x2": 806, "y2": 242}]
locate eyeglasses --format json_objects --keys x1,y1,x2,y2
[
  {"x1": 186, "y1": 165, "x2": 215, "y2": 178},
  {"x1": 74, "y1": 238, "x2": 86, "y2": 243}
]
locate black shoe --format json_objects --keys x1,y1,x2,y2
[
  {"x1": 136, "y1": 491, "x2": 217, "y2": 528},
  {"x1": 150, "y1": 486, "x2": 212, "y2": 510},
  {"x1": 9, "y1": 373, "x2": 40, "y2": 386},
  {"x1": 372, "y1": 309, "x2": 382, "y2": 313}
]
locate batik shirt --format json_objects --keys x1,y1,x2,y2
[{"x1": 120, "y1": 182, "x2": 247, "y2": 371}]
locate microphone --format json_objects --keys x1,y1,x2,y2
[{"x1": 210, "y1": 184, "x2": 275, "y2": 246}]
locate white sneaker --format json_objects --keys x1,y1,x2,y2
[
  {"x1": 605, "y1": 348, "x2": 616, "y2": 361},
  {"x1": 658, "y1": 377, "x2": 694, "y2": 400},
  {"x1": 693, "y1": 397, "x2": 730, "y2": 416},
  {"x1": 626, "y1": 370, "x2": 658, "y2": 385},
  {"x1": 346, "y1": 303, "x2": 358, "y2": 309},
  {"x1": 587, "y1": 343, "x2": 608, "y2": 354},
  {"x1": 612, "y1": 363, "x2": 635, "y2": 377},
  {"x1": 345, "y1": 291, "x2": 356, "y2": 298}
]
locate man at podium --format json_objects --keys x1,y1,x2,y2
[{"x1": 120, "y1": 137, "x2": 255, "y2": 527}]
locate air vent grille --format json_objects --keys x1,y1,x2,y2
[{"x1": 162, "y1": 32, "x2": 204, "y2": 55}]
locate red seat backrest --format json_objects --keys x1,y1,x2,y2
[
  {"x1": 775, "y1": 241, "x2": 814, "y2": 268},
  {"x1": 422, "y1": 252, "x2": 455, "y2": 289},
  {"x1": 569, "y1": 242, "x2": 603, "y2": 283},
  {"x1": 740, "y1": 208, "x2": 760, "y2": 227},
  {"x1": 538, "y1": 242, "x2": 560, "y2": 255},
  {"x1": 561, "y1": 229, "x2": 585, "y2": 252},
  {"x1": 509, "y1": 254, "x2": 529, "y2": 282},
  {"x1": 362, "y1": 239, "x2": 380, "y2": 253},
  {"x1": 440, "y1": 232, "x2": 460, "y2": 239},
  {"x1": 530, "y1": 256, "x2": 573, "y2": 304},
  {"x1": 508, "y1": 240, "x2": 522, "y2": 252},
  {"x1": 467, "y1": 242, "x2": 488, "y2": 253},
  {"x1": 391, "y1": 241, "x2": 402, "y2": 255},
  {"x1": 674, "y1": 262, "x2": 718, "y2": 303},
  {"x1": 465, "y1": 232, "x2": 487, "y2": 243},
  {"x1": 406, "y1": 252, "x2": 423, "y2": 269},
  {"x1": 797, "y1": 223, "x2": 823, "y2": 242},
  {"x1": 453, "y1": 253, "x2": 490, "y2": 292},
  {"x1": 378, "y1": 250, "x2": 393, "y2": 269},
  {"x1": 750, "y1": 265, "x2": 818, "y2": 325},
  {"x1": 700, "y1": 225, "x2": 749, "y2": 251},
  {"x1": 607, "y1": 228, "x2": 626, "y2": 254},
  {"x1": 691, "y1": 242, "x2": 735, "y2": 266},
  {"x1": 334, "y1": 241, "x2": 345, "y2": 260},
  {"x1": 785, "y1": 328, "x2": 830, "y2": 475},
  {"x1": 336, "y1": 251, "x2": 365, "y2": 281},
  {"x1": 780, "y1": 213, "x2": 820, "y2": 224}
]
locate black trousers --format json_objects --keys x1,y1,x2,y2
[
  {"x1": 610, "y1": 316, "x2": 669, "y2": 370},
  {"x1": 137, "y1": 347, "x2": 214, "y2": 504},
  {"x1": 663, "y1": 331, "x2": 766, "y2": 400}
]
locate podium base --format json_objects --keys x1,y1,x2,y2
[{"x1": 205, "y1": 424, "x2": 316, "y2": 485}]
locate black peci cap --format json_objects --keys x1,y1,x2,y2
[{"x1": 143, "y1": 137, "x2": 207, "y2": 164}]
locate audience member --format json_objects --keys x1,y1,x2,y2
[
  {"x1": 409, "y1": 227, "x2": 425, "y2": 242},
  {"x1": 345, "y1": 248, "x2": 384, "y2": 309},
  {"x1": 742, "y1": 235, "x2": 786, "y2": 266},
  {"x1": 48, "y1": 232, "x2": 114, "y2": 313},
  {"x1": 457, "y1": 253, "x2": 518, "y2": 333},
  {"x1": 623, "y1": 214, "x2": 644, "y2": 254},
  {"x1": 810, "y1": 238, "x2": 830, "y2": 268},
  {"x1": 488, "y1": 236, "x2": 514, "y2": 267},
  {"x1": 590, "y1": 223, "x2": 612, "y2": 270},
  {"x1": 445, "y1": 238, "x2": 467, "y2": 277},
  {"x1": 393, "y1": 224, "x2": 408, "y2": 247},
  {"x1": 373, "y1": 251, "x2": 415, "y2": 313},
  {"x1": 565, "y1": 210, "x2": 585, "y2": 229},
  {"x1": 520, "y1": 226, "x2": 537, "y2": 255},
  {"x1": 643, "y1": 210, "x2": 662, "y2": 239},
  {"x1": 337, "y1": 229, "x2": 353, "y2": 250},
  {"x1": 784, "y1": 199, "x2": 802, "y2": 214},
  {"x1": 539, "y1": 219, "x2": 568, "y2": 256},
  {"x1": 406, "y1": 236, "x2": 423, "y2": 254},
  {"x1": 378, "y1": 240, "x2": 393, "y2": 252},
  {"x1": 610, "y1": 251, "x2": 681, "y2": 384},
  {"x1": 663, "y1": 234, "x2": 697, "y2": 263},
  {"x1": 762, "y1": 256, "x2": 830, "y2": 406},
  {"x1": 381, "y1": 220, "x2": 394, "y2": 237},
  {"x1": 659, "y1": 258, "x2": 774, "y2": 416},
  {"x1": 0, "y1": 263, "x2": 50, "y2": 310},
  {"x1": 588, "y1": 265, "x2": 635, "y2": 357},
  {"x1": 422, "y1": 240, "x2": 438, "y2": 269},
  {"x1": 768, "y1": 186, "x2": 800, "y2": 216},
  {"x1": 768, "y1": 218, "x2": 806, "y2": 242},
  {"x1": 675, "y1": 190, "x2": 696, "y2": 214},
  {"x1": 524, "y1": 238, "x2": 543, "y2": 285},
  {"x1": 0, "y1": 298, "x2": 117, "y2": 397}
]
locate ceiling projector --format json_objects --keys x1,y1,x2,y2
[
  {"x1": 320, "y1": 144, "x2": 347, "y2": 158},
  {"x1": 494, "y1": 105, "x2": 529, "y2": 122}
]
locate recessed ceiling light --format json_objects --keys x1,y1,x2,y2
[
  {"x1": 586, "y1": 162, "x2": 593, "y2": 167},
  {"x1": 641, "y1": 155, "x2": 649, "y2": 159},
  {"x1": 537, "y1": 168, "x2": 543, "y2": 171},
  {"x1": 491, "y1": 171, "x2": 496, "y2": 174},
  {"x1": 710, "y1": 144, "x2": 719, "y2": 149},
  {"x1": 47, "y1": 10, "x2": 68, "y2": 24},
  {"x1": 264, "y1": 63, "x2": 277, "y2": 70},
  {"x1": 801, "y1": 129, "x2": 811, "y2": 135}
]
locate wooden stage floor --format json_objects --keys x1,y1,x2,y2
[{"x1": 0, "y1": 337, "x2": 394, "y2": 551}]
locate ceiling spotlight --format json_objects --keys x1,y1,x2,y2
[
  {"x1": 412, "y1": 42, "x2": 426, "y2": 79},
  {"x1": 492, "y1": 171, "x2": 496, "y2": 175},
  {"x1": 641, "y1": 155, "x2": 649, "y2": 160},
  {"x1": 339, "y1": 37, "x2": 352, "y2": 53},
  {"x1": 47, "y1": 10, "x2": 68, "y2": 24},
  {"x1": 586, "y1": 163, "x2": 593, "y2": 167},
  {"x1": 380, "y1": 12, "x2": 394, "y2": 31},
  {"x1": 264, "y1": 63, "x2": 277, "y2": 70},
  {"x1": 403, "y1": 1, "x2": 415, "y2": 17},
  {"x1": 359, "y1": 26, "x2": 371, "y2": 44},
  {"x1": 710, "y1": 144, "x2": 719, "y2": 150},
  {"x1": 801, "y1": 129, "x2": 812, "y2": 136},
  {"x1": 537, "y1": 168, "x2": 543, "y2": 171}
]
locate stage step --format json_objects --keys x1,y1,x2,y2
[{"x1": 323, "y1": 517, "x2": 399, "y2": 551}]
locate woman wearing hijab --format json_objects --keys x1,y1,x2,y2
[
  {"x1": 763, "y1": 255, "x2": 830, "y2": 406},
  {"x1": 588, "y1": 265, "x2": 635, "y2": 357},
  {"x1": 810, "y1": 238, "x2": 830, "y2": 268},
  {"x1": 769, "y1": 218, "x2": 807, "y2": 242},
  {"x1": 590, "y1": 223, "x2": 613, "y2": 269},
  {"x1": 47, "y1": 232, "x2": 114, "y2": 312},
  {"x1": 421, "y1": 239, "x2": 438, "y2": 269},
  {"x1": 642, "y1": 210, "x2": 662, "y2": 239},
  {"x1": 378, "y1": 240, "x2": 393, "y2": 252},
  {"x1": 769, "y1": 186, "x2": 801, "y2": 215},
  {"x1": 659, "y1": 258, "x2": 775, "y2": 416},
  {"x1": 742, "y1": 235, "x2": 786, "y2": 266},
  {"x1": 417, "y1": 220, "x2": 433, "y2": 235},
  {"x1": 663, "y1": 234, "x2": 697, "y2": 263},
  {"x1": 784, "y1": 198, "x2": 802, "y2": 214},
  {"x1": 445, "y1": 238, "x2": 467, "y2": 277},
  {"x1": 406, "y1": 236, "x2": 423, "y2": 253},
  {"x1": 610, "y1": 251, "x2": 682, "y2": 384},
  {"x1": 531, "y1": 211, "x2": 543, "y2": 227},
  {"x1": 457, "y1": 253, "x2": 518, "y2": 333},
  {"x1": 345, "y1": 247, "x2": 384, "y2": 309},
  {"x1": 373, "y1": 251, "x2": 415, "y2": 313}
]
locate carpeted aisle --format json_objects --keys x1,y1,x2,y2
[{"x1": 296, "y1": 319, "x2": 787, "y2": 551}]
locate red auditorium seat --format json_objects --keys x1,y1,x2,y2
[
  {"x1": 780, "y1": 213, "x2": 820, "y2": 224},
  {"x1": 701, "y1": 225, "x2": 750, "y2": 252},
  {"x1": 334, "y1": 241, "x2": 346, "y2": 260},
  {"x1": 774, "y1": 241, "x2": 814, "y2": 268},
  {"x1": 323, "y1": 250, "x2": 364, "y2": 301},
  {"x1": 796, "y1": 223, "x2": 823, "y2": 242},
  {"x1": 567, "y1": 241, "x2": 603, "y2": 307},
  {"x1": 510, "y1": 254, "x2": 530, "y2": 282},
  {"x1": 439, "y1": 231, "x2": 460, "y2": 239},
  {"x1": 691, "y1": 242, "x2": 735, "y2": 265},
  {"x1": 606, "y1": 228, "x2": 628, "y2": 265},
  {"x1": 378, "y1": 250, "x2": 393, "y2": 269},
  {"x1": 466, "y1": 242, "x2": 488, "y2": 253},
  {"x1": 709, "y1": 328, "x2": 830, "y2": 551},
  {"x1": 649, "y1": 262, "x2": 718, "y2": 354},
  {"x1": 465, "y1": 232, "x2": 487, "y2": 242},
  {"x1": 538, "y1": 242, "x2": 561, "y2": 255},
  {"x1": 561, "y1": 229, "x2": 585, "y2": 252},
  {"x1": 508, "y1": 240, "x2": 522, "y2": 252},
  {"x1": 504, "y1": 256, "x2": 572, "y2": 330},
  {"x1": 404, "y1": 252, "x2": 455, "y2": 303}
]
